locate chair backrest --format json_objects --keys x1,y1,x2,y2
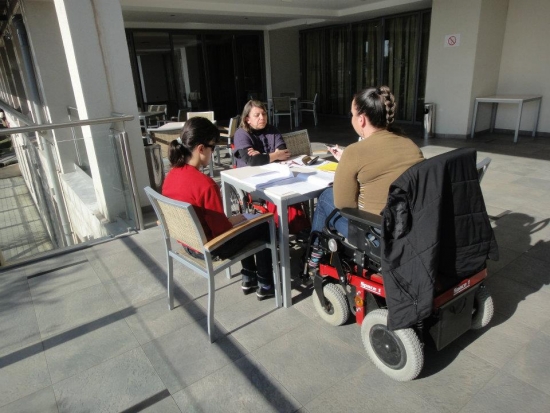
[
  {"x1": 272, "y1": 97, "x2": 291, "y2": 113},
  {"x1": 157, "y1": 104, "x2": 167, "y2": 114},
  {"x1": 144, "y1": 186, "x2": 207, "y2": 252},
  {"x1": 280, "y1": 92, "x2": 296, "y2": 98},
  {"x1": 282, "y1": 129, "x2": 311, "y2": 156},
  {"x1": 187, "y1": 111, "x2": 215, "y2": 122},
  {"x1": 476, "y1": 157, "x2": 491, "y2": 183},
  {"x1": 227, "y1": 115, "x2": 240, "y2": 138},
  {"x1": 177, "y1": 109, "x2": 187, "y2": 122},
  {"x1": 148, "y1": 105, "x2": 158, "y2": 112}
]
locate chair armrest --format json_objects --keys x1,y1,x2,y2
[
  {"x1": 204, "y1": 213, "x2": 274, "y2": 252},
  {"x1": 340, "y1": 208, "x2": 382, "y2": 228}
]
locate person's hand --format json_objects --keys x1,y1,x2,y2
[
  {"x1": 247, "y1": 148, "x2": 261, "y2": 157},
  {"x1": 228, "y1": 214, "x2": 246, "y2": 226},
  {"x1": 274, "y1": 148, "x2": 291, "y2": 161},
  {"x1": 328, "y1": 145, "x2": 344, "y2": 161}
]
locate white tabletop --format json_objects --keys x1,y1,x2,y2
[
  {"x1": 139, "y1": 111, "x2": 165, "y2": 118},
  {"x1": 147, "y1": 122, "x2": 185, "y2": 133},
  {"x1": 221, "y1": 165, "x2": 333, "y2": 307},
  {"x1": 475, "y1": 95, "x2": 542, "y2": 103}
]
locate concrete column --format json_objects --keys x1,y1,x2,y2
[
  {"x1": 52, "y1": 0, "x2": 149, "y2": 220},
  {"x1": 424, "y1": 0, "x2": 509, "y2": 138}
]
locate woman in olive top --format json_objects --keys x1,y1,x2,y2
[{"x1": 310, "y1": 86, "x2": 424, "y2": 243}]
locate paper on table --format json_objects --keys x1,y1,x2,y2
[
  {"x1": 246, "y1": 164, "x2": 293, "y2": 189},
  {"x1": 264, "y1": 170, "x2": 334, "y2": 196}
]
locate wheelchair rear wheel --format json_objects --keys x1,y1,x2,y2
[
  {"x1": 228, "y1": 184, "x2": 245, "y2": 215},
  {"x1": 361, "y1": 309, "x2": 423, "y2": 381},
  {"x1": 312, "y1": 283, "x2": 350, "y2": 326},
  {"x1": 471, "y1": 285, "x2": 494, "y2": 330}
]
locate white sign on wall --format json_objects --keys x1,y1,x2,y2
[{"x1": 444, "y1": 34, "x2": 461, "y2": 48}]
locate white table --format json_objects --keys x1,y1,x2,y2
[
  {"x1": 470, "y1": 95, "x2": 542, "y2": 143},
  {"x1": 220, "y1": 165, "x2": 331, "y2": 307}
]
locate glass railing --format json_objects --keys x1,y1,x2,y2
[{"x1": 0, "y1": 102, "x2": 142, "y2": 266}]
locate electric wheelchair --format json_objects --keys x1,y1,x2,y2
[{"x1": 301, "y1": 149, "x2": 497, "y2": 381}]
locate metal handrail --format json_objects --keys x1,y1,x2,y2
[{"x1": 0, "y1": 114, "x2": 135, "y2": 136}]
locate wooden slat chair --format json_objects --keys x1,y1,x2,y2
[
  {"x1": 144, "y1": 186, "x2": 282, "y2": 342},
  {"x1": 281, "y1": 129, "x2": 311, "y2": 157},
  {"x1": 187, "y1": 111, "x2": 215, "y2": 122}
]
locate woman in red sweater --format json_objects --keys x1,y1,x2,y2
[{"x1": 162, "y1": 117, "x2": 275, "y2": 300}]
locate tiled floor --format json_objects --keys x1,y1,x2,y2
[
  {"x1": 0, "y1": 173, "x2": 53, "y2": 264},
  {"x1": 1, "y1": 119, "x2": 550, "y2": 412}
]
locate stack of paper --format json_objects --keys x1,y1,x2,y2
[{"x1": 246, "y1": 164, "x2": 294, "y2": 189}]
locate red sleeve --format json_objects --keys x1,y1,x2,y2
[{"x1": 200, "y1": 182, "x2": 233, "y2": 239}]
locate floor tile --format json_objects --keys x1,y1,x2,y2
[
  {"x1": 503, "y1": 331, "x2": 550, "y2": 396},
  {"x1": 88, "y1": 246, "x2": 163, "y2": 283},
  {"x1": 0, "y1": 281, "x2": 41, "y2": 358},
  {"x1": 459, "y1": 372, "x2": 550, "y2": 413},
  {"x1": 485, "y1": 276, "x2": 550, "y2": 330},
  {"x1": 252, "y1": 321, "x2": 367, "y2": 405},
  {"x1": 215, "y1": 296, "x2": 309, "y2": 352},
  {"x1": 0, "y1": 386, "x2": 58, "y2": 413},
  {"x1": 33, "y1": 283, "x2": 118, "y2": 339},
  {"x1": 172, "y1": 355, "x2": 300, "y2": 413},
  {"x1": 123, "y1": 295, "x2": 206, "y2": 345},
  {"x1": 0, "y1": 347, "x2": 51, "y2": 407},
  {"x1": 103, "y1": 267, "x2": 167, "y2": 309},
  {"x1": 44, "y1": 316, "x2": 139, "y2": 383},
  {"x1": 305, "y1": 363, "x2": 440, "y2": 413},
  {"x1": 455, "y1": 311, "x2": 537, "y2": 368},
  {"x1": 53, "y1": 348, "x2": 166, "y2": 413},
  {"x1": 142, "y1": 318, "x2": 246, "y2": 394},
  {"x1": 494, "y1": 254, "x2": 550, "y2": 293},
  {"x1": 525, "y1": 240, "x2": 550, "y2": 263},
  {"x1": 403, "y1": 348, "x2": 498, "y2": 413},
  {"x1": 27, "y1": 261, "x2": 101, "y2": 301}
]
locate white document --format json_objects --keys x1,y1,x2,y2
[
  {"x1": 246, "y1": 164, "x2": 294, "y2": 189},
  {"x1": 264, "y1": 170, "x2": 334, "y2": 196}
]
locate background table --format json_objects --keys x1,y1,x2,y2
[
  {"x1": 220, "y1": 166, "x2": 329, "y2": 307},
  {"x1": 470, "y1": 95, "x2": 542, "y2": 143}
]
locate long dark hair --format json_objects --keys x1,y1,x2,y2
[
  {"x1": 168, "y1": 117, "x2": 219, "y2": 167},
  {"x1": 353, "y1": 86, "x2": 400, "y2": 133}
]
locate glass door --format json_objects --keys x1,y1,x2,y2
[
  {"x1": 132, "y1": 32, "x2": 177, "y2": 116},
  {"x1": 171, "y1": 34, "x2": 208, "y2": 114}
]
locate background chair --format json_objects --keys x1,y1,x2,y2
[
  {"x1": 187, "y1": 111, "x2": 215, "y2": 122},
  {"x1": 281, "y1": 129, "x2": 311, "y2": 157},
  {"x1": 272, "y1": 97, "x2": 292, "y2": 129},
  {"x1": 218, "y1": 115, "x2": 240, "y2": 166},
  {"x1": 299, "y1": 93, "x2": 318, "y2": 126},
  {"x1": 144, "y1": 186, "x2": 281, "y2": 342},
  {"x1": 171, "y1": 109, "x2": 187, "y2": 122}
]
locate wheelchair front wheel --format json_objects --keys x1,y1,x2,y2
[
  {"x1": 361, "y1": 309, "x2": 423, "y2": 382},
  {"x1": 312, "y1": 283, "x2": 350, "y2": 326},
  {"x1": 471, "y1": 285, "x2": 494, "y2": 330}
]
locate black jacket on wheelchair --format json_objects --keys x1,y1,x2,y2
[{"x1": 379, "y1": 148, "x2": 499, "y2": 330}]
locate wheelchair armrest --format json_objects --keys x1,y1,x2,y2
[{"x1": 340, "y1": 208, "x2": 382, "y2": 229}]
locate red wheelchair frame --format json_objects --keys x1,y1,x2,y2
[{"x1": 303, "y1": 207, "x2": 494, "y2": 381}]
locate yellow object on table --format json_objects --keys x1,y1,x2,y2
[{"x1": 316, "y1": 162, "x2": 338, "y2": 172}]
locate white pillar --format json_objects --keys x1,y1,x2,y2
[{"x1": 53, "y1": 0, "x2": 149, "y2": 220}]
